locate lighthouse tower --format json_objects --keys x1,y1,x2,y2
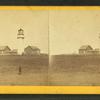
[{"x1": 17, "y1": 28, "x2": 25, "y2": 55}]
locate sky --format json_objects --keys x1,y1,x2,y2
[
  {"x1": 49, "y1": 10, "x2": 100, "y2": 55},
  {"x1": 0, "y1": 10, "x2": 100, "y2": 55},
  {"x1": 0, "y1": 10, "x2": 48, "y2": 53}
]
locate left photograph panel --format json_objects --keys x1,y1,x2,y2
[{"x1": 0, "y1": 10, "x2": 49, "y2": 85}]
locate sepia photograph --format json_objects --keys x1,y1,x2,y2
[
  {"x1": 0, "y1": 10, "x2": 49, "y2": 85},
  {"x1": 49, "y1": 10, "x2": 100, "y2": 86},
  {"x1": 0, "y1": 9, "x2": 100, "y2": 86}
]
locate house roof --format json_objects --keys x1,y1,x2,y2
[
  {"x1": 79, "y1": 45, "x2": 93, "y2": 50},
  {"x1": 18, "y1": 28, "x2": 23, "y2": 32},
  {"x1": 0, "y1": 46, "x2": 11, "y2": 51},
  {"x1": 25, "y1": 46, "x2": 40, "y2": 50}
]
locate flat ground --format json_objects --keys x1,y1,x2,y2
[
  {"x1": 0, "y1": 55, "x2": 49, "y2": 85},
  {"x1": 0, "y1": 55, "x2": 100, "y2": 86},
  {"x1": 49, "y1": 55, "x2": 100, "y2": 86}
]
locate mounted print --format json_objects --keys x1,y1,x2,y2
[{"x1": 0, "y1": 6, "x2": 99, "y2": 94}]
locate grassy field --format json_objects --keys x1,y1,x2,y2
[
  {"x1": 0, "y1": 55, "x2": 49, "y2": 85},
  {"x1": 49, "y1": 55, "x2": 100, "y2": 86},
  {"x1": 1, "y1": 54, "x2": 100, "y2": 86}
]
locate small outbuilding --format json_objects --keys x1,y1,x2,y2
[
  {"x1": 24, "y1": 45, "x2": 40, "y2": 55},
  {"x1": 9, "y1": 49, "x2": 18, "y2": 55},
  {"x1": 0, "y1": 46, "x2": 11, "y2": 55},
  {"x1": 79, "y1": 45, "x2": 93, "y2": 55}
]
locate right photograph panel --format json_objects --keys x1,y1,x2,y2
[{"x1": 49, "y1": 10, "x2": 100, "y2": 86}]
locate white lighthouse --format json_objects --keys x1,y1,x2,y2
[{"x1": 17, "y1": 28, "x2": 25, "y2": 55}]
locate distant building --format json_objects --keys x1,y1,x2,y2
[
  {"x1": 79, "y1": 45, "x2": 93, "y2": 55},
  {"x1": 24, "y1": 46, "x2": 40, "y2": 55},
  {"x1": 9, "y1": 49, "x2": 18, "y2": 55},
  {"x1": 79, "y1": 45, "x2": 100, "y2": 55},
  {"x1": 0, "y1": 46, "x2": 11, "y2": 55},
  {"x1": 86, "y1": 49, "x2": 100, "y2": 55}
]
